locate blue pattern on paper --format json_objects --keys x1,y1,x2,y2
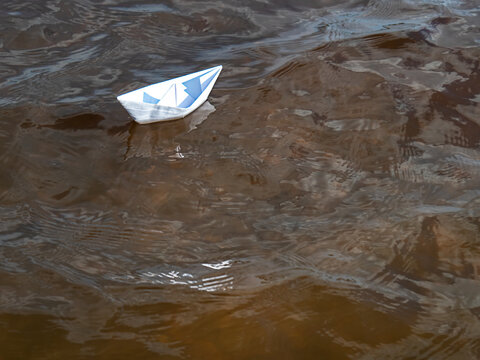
[
  {"x1": 182, "y1": 77, "x2": 202, "y2": 99},
  {"x1": 143, "y1": 92, "x2": 160, "y2": 104}
]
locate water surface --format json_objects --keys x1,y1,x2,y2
[{"x1": 1, "y1": 0, "x2": 480, "y2": 358}]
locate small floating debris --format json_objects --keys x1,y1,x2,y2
[{"x1": 117, "y1": 65, "x2": 222, "y2": 124}]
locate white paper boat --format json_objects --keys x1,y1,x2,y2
[{"x1": 117, "y1": 65, "x2": 222, "y2": 124}]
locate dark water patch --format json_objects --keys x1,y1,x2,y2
[
  {"x1": 46, "y1": 113, "x2": 105, "y2": 131},
  {"x1": 362, "y1": 32, "x2": 418, "y2": 50}
]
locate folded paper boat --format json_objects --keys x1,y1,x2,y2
[{"x1": 117, "y1": 65, "x2": 222, "y2": 124}]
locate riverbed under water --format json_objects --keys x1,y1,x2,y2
[{"x1": 1, "y1": 0, "x2": 480, "y2": 358}]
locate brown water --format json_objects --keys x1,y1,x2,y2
[{"x1": 1, "y1": 0, "x2": 480, "y2": 358}]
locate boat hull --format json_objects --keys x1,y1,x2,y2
[{"x1": 116, "y1": 100, "x2": 190, "y2": 124}]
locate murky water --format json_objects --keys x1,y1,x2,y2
[{"x1": 1, "y1": 0, "x2": 480, "y2": 358}]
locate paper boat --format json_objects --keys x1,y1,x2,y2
[{"x1": 117, "y1": 65, "x2": 222, "y2": 124}]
